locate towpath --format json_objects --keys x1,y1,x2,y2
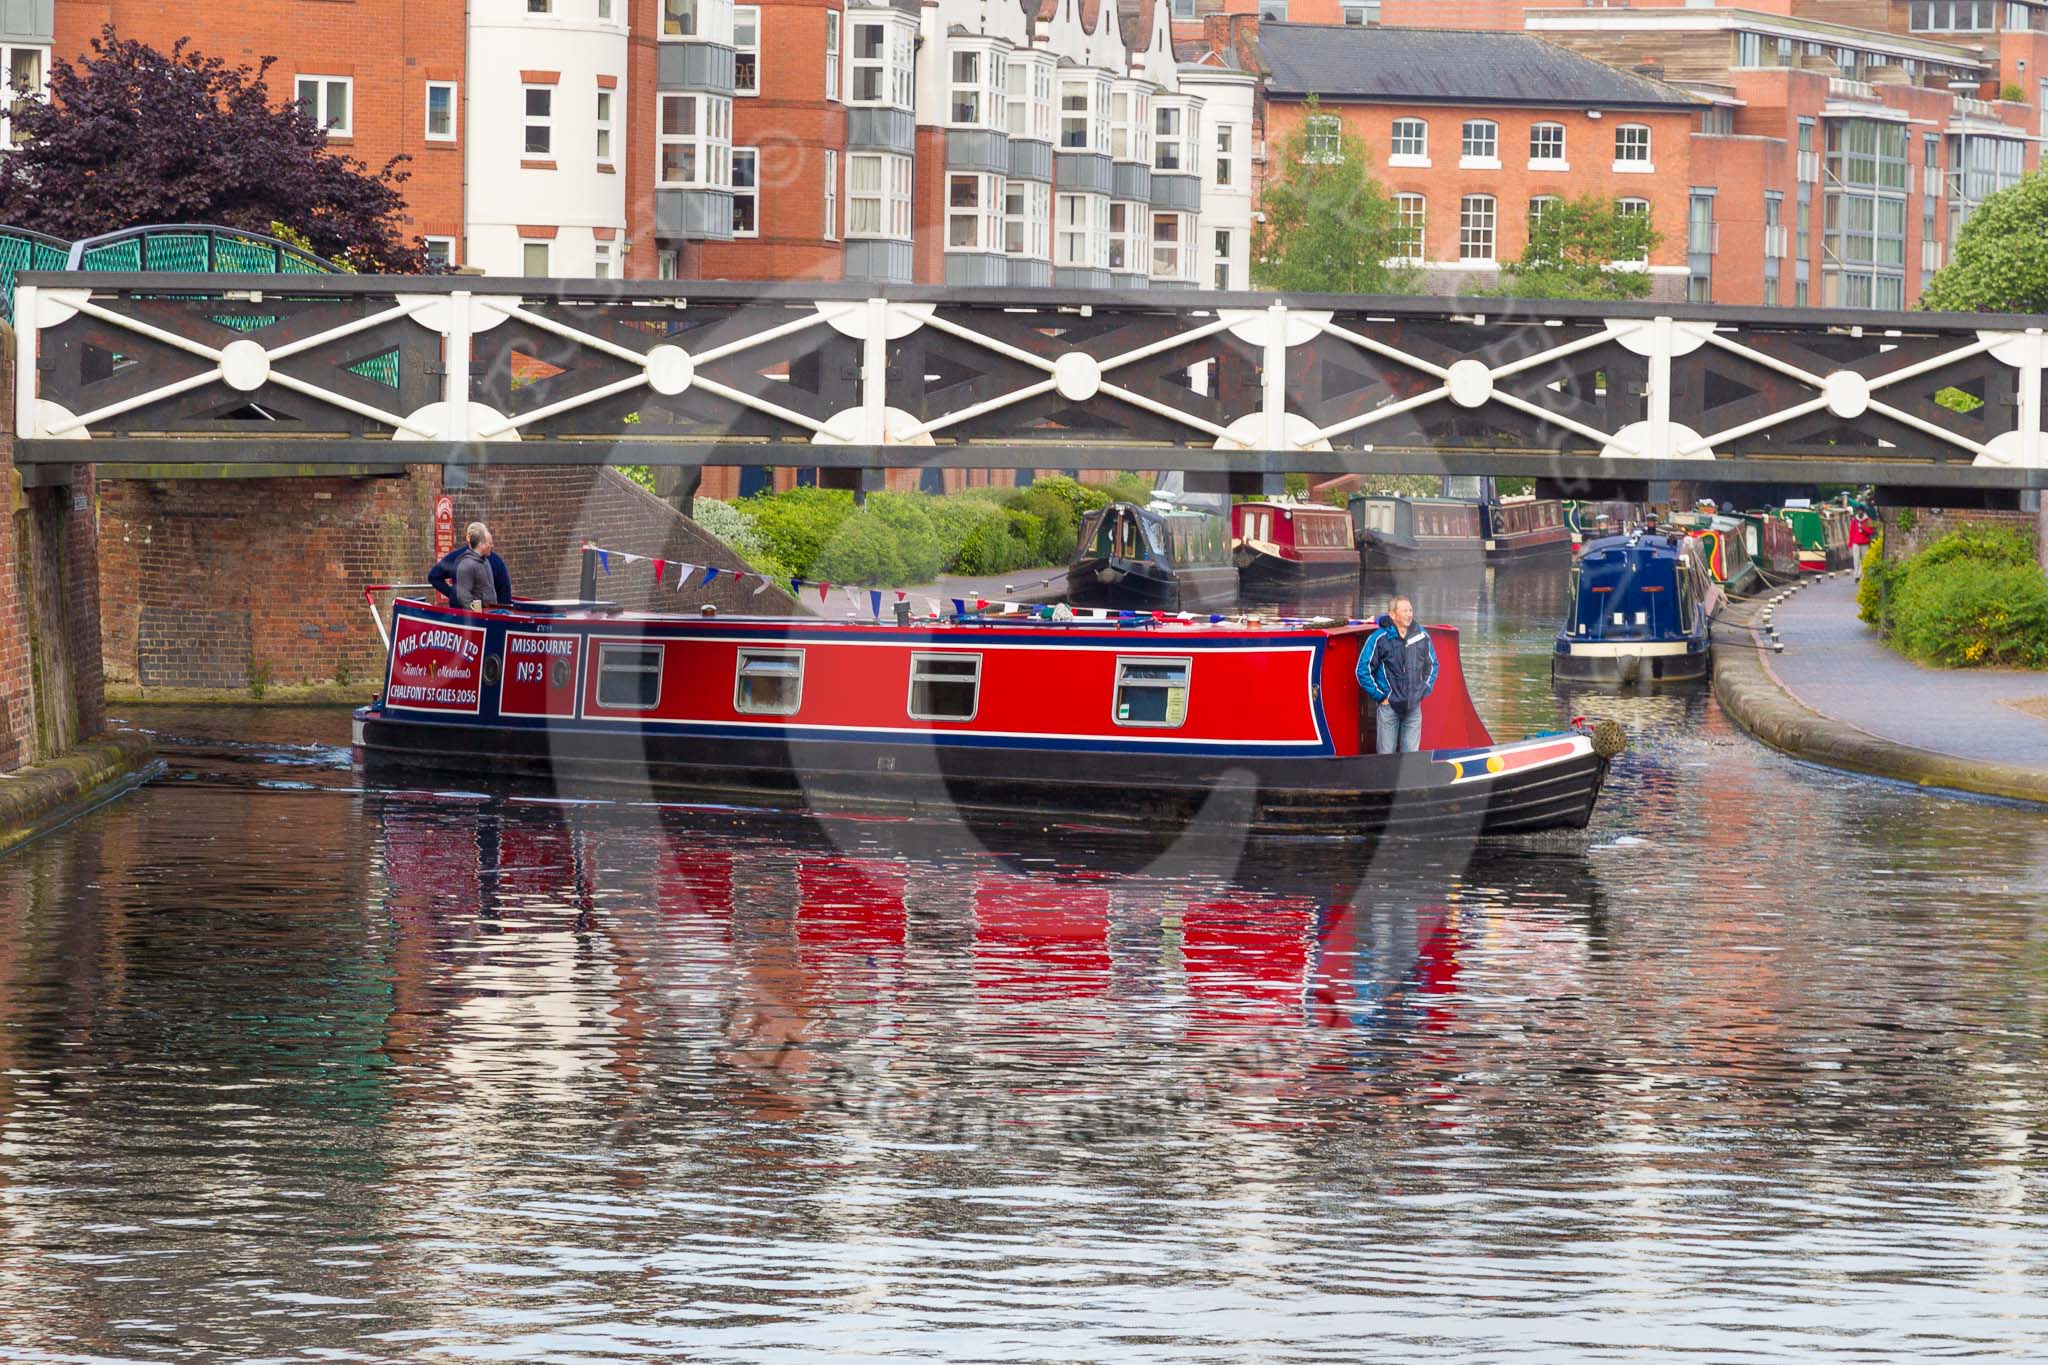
[
  {"x1": 1713, "y1": 573, "x2": 2048, "y2": 804},
  {"x1": 1770, "y1": 576, "x2": 2048, "y2": 771}
]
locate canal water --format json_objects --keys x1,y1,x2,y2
[{"x1": 4, "y1": 567, "x2": 2047, "y2": 1362}]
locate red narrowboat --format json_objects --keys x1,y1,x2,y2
[
  {"x1": 1444, "y1": 479, "x2": 1573, "y2": 561},
  {"x1": 1230, "y1": 500, "x2": 1359, "y2": 586},
  {"x1": 354, "y1": 592, "x2": 1620, "y2": 840}
]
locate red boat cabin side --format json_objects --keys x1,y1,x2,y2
[{"x1": 384, "y1": 603, "x2": 1497, "y2": 758}]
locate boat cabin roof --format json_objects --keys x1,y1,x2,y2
[{"x1": 412, "y1": 595, "x2": 1381, "y2": 639}]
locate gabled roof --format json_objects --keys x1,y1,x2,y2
[{"x1": 1257, "y1": 23, "x2": 1704, "y2": 110}]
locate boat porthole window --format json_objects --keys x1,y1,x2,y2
[
  {"x1": 596, "y1": 642, "x2": 664, "y2": 710},
  {"x1": 1114, "y1": 656, "x2": 1192, "y2": 728},
  {"x1": 482, "y1": 654, "x2": 502, "y2": 687},
  {"x1": 550, "y1": 657, "x2": 571, "y2": 690},
  {"x1": 908, "y1": 652, "x2": 981, "y2": 721},
  {"x1": 735, "y1": 648, "x2": 804, "y2": 715}
]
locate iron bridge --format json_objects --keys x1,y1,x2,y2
[{"x1": 11, "y1": 273, "x2": 2048, "y2": 497}]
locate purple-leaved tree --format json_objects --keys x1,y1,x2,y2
[{"x1": 0, "y1": 28, "x2": 425, "y2": 272}]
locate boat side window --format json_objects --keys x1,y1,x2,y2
[
  {"x1": 1675, "y1": 563, "x2": 1695, "y2": 633},
  {"x1": 596, "y1": 642, "x2": 663, "y2": 710},
  {"x1": 1114, "y1": 655, "x2": 1191, "y2": 727},
  {"x1": 734, "y1": 648, "x2": 803, "y2": 715},
  {"x1": 909, "y1": 652, "x2": 981, "y2": 721}
]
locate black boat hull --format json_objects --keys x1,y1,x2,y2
[
  {"x1": 1358, "y1": 536, "x2": 1487, "y2": 571},
  {"x1": 1234, "y1": 548, "x2": 1361, "y2": 587},
  {"x1": 1066, "y1": 559, "x2": 1238, "y2": 611},
  {"x1": 356, "y1": 711, "x2": 1610, "y2": 840}
]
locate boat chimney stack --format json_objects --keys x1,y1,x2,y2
[
  {"x1": 893, "y1": 601, "x2": 913, "y2": 627},
  {"x1": 700, "y1": 604, "x2": 718, "y2": 617}
]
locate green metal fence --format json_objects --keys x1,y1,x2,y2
[{"x1": 1, "y1": 223, "x2": 342, "y2": 325}]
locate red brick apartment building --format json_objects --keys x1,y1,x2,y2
[{"x1": 49, "y1": 0, "x2": 468, "y2": 257}]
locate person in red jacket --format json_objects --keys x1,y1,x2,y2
[{"x1": 1848, "y1": 510, "x2": 1874, "y2": 580}]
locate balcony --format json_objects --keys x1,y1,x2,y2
[
  {"x1": 1922, "y1": 238, "x2": 1945, "y2": 272},
  {"x1": 1797, "y1": 149, "x2": 1821, "y2": 183},
  {"x1": 1763, "y1": 224, "x2": 1788, "y2": 259},
  {"x1": 1828, "y1": 77, "x2": 1878, "y2": 102}
]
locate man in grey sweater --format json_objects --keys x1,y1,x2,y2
[{"x1": 455, "y1": 523, "x2": 500, "y2": 610}]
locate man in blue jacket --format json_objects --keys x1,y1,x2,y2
[
  {"x1": 428, "y1": 522, "x2": 512, "y2": 608},
  {"x1": 1357, "y1": 595, "x2": 1438, "y2": 754}
]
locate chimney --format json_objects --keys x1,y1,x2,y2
[{"x1": 1632, "y1": 60, "x2": 1665, "y2": 81}]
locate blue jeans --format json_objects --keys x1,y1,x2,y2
[{"x1": 1377, "y1": 703, "x2": 1423, "y2": 754}]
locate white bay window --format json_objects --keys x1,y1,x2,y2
[
  {"x1": 1004, "y1": 180, "x2": 1051, "y2": 258},
  {"x1": 658, "y1": 93, "x2": 732, "y2": 187},
  {"x1": 661, "y1": 0, "x2": 734, "y2": 45},
  {"x1": 1109, "y1": 201, "x2": 1147, "y2": 272},
  {"x1": 849, "y1": 152, "x2": 913, "y2": 239},
  {"x1": 949, "y1": 43, "x2": 1005, "y2": 129},
  {"x1": 948, "y1": 171, "x2": 1003, "y2": 251},
  {"x1": 1059, "y1": 73, "x2": 1109, "y2": 153},
  {"x1": 849, "y1": 15, "x2": 915, "y2": 109},
  {"x1": 1056, "y1": 191, "x2": 1109, "y2": 269},
  {"x1": 1153, "y1": 98, "x2": 1198, "y2": 174},
  {"x1": 1152, "y1": 211, "x2": 1193, "y2": 282},
  {"x1": 1007, "y1": 56, "x2": 1054, "y2": 142},
  {"x1": 1110, "y1": 80, "x2": 1150, "y2": 163}
]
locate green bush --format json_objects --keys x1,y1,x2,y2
[
  {"x1": 865, "y1": 492, "x2": 944, "y2": 582},
  {"x1": 737, "y1": 487, "x2": 856, "y2": 577},
  {"x1": 1866, "y1": 524, "x2": 2048, "y2": 668},
  {"x1": 688, "y1": 497, "x2": 792, "y2": 584},
  {"x1": 929, "y1": 496, "x2": 1011, "y2": 569},
  {"x1": 1890, "y1": 559, "x2": 2048, "y2": 668},
  {"x1": 1856, "y1": 529, "x2": 1894, "y2": 628},
  {"x1": 810, "y1": 510, "x2": 910, "y2": 586},
  {"x1": 953, "y1": 513, "x2": 1041, "y2": 575}
]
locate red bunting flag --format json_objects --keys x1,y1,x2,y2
[
  {"x1": 653, "y1": 558, "x2": 666, "y2": 585},
  {"x1": 895, "y1": 590, "x2": 907, "y2": 602},
  {"x1": 975, "y1": 598, "x2": 989, "y2": 611},
  {"x1": 818, "y1": 581, "x2": 831, "y2": 603}
]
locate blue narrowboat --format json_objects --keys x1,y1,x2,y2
[{"x1": 1554, "y1": 532, "x2": 1720, "y2": 685}]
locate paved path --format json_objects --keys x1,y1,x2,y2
[{"x1": 1769, "y1": 575, "x2": 2048, "y2": 771}]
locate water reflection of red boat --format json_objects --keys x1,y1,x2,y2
[{"x1": 356, "y1": 589, "x2": 1618, "y2": 840}]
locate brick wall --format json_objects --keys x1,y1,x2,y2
[
  {"x1": 98, "y1": 469, "x2": 439, "y2": 691},
  {"x1": 0, "y1": 347, "x2": 29, "y2": 770},
  {"x1": 0, "y1": 337, "x2": 107, "y2": 770},
  {"x1": 447, "y1": 467, "x2": 802, "y2": 614},
  {"x1": 1875, "y1": 507, "x2": 2040, "y2": 561}
]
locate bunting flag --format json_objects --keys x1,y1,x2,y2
[
  {"x1": 652, "y1": 558, "x2": 666, "y2": 585},
  {"x1": 926, "y1": 598, "x2": 942, "y2": 617},
  {"x1": 974, "y1": 598, "x2": 989, "y2": 611},
  {"x1": 597, "y1": 548, "x2": 610, "y2": 575},
  {"x1": 701, "y1": 565, "x2": 720, "y2": 587},
  {"x1": 818, "y1": 582, "x2": 831, "y2": 604},
  {"x1": 950, "y1": 597, "x2": 967, "y2": 616},
  {"x1": 869, "y1": 589, "x2": 883, "y2": 618},
  {"x1": 753, "y1": 576, "x2": 771, "y2": 595},
  {"x1": 790, "y1": 576, "x2": 802, "y2": 596},
  {"x1": 895, "y1": 590, "x2": 908, "y2": 603}
]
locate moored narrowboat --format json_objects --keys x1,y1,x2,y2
[
  {"x1": 1231, "y1": 500, "x2": 1359, "y2": 585},
  {"x1": 1068, "y1": 502, "x2": 1237, "y2": 611},
  {"x1": 1740, "y1": 510, "x2": 1802, "y2": 579},
  {"x1": 1445, "y1": 477, "x2": 1573, "y2": 561},
  {"x1": 1564, "y1": 500, "x2": 1643, "y2": 550},
  {"x1": 1775, "y1": 501, "x2": 1849, "y2": 572},
  {"x1": 1554, "y1": 532, "x2": 1719, "y2": 686},
  {"x1": 355, "y1": 591, "x2": 1621, "y2": 840},
  {"x1": 1687, "y1": 515, "x2": 1762, "y2": 596},
  {"x1": 1349, "y1": 493, "x2": 1487, "y2": 570}
]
